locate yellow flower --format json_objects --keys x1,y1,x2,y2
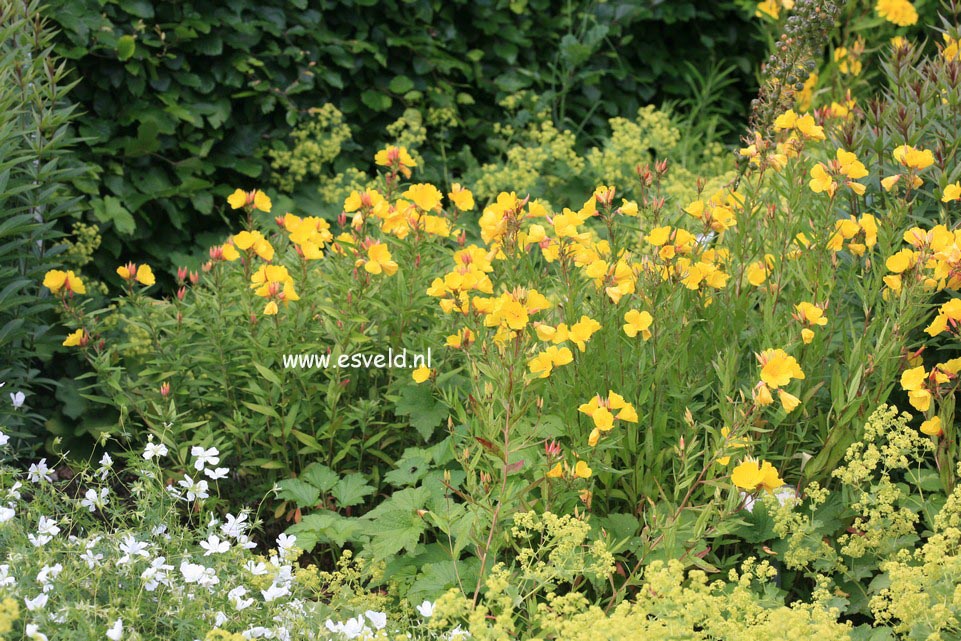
[
  {"x1": 528, "y1": 345, "x2": 574, "y2": 378},
  {"x1": 801, "y1": 328, "x2": 815, "y2": 344},
  {"x1": 942, "y1": 182, "x2": 961, "y2": 202},
  {"x1": 63, "y1": 328, "x2": 86, "y2": 347},
  {"x1": 795, "y1": 301, "x2": 827, "y2": 327},
  {"x1": 591, "y1": 407, "x2": 614, "y2": 431},
  {"x1": 374, "y1": 146, "x2": 417, "y2": 178},
  {"x1": 227, "y1": 189, "x2": 271, "y2": 213},
  {"x1": 809, "y1": 163, "x2": 836, "y2": 196},
  {"x1": 758, "y1": 348, "x2": 805, "y2": 389},
  {"x1": 893, "y1": 144, "x2": 935, "y2": 170},
  {"x1": 778, "y1": 389, "x2": 801, "y2": 413},
  {"x1": 754, "y1": 382, "x2": 774, "y2": 406},
  {"x1": 135, "y1": 264, "x2": 155, "y2": 287},
  {"x1": 755, "y1": 0, "x2": 780, "y2": 19},
  {"x1": 925, "y1": 299, "x2": 961, "y2": 336},
  {"x1": 920, "y1": 416, "x2": 943, "y2": 436},
  {"x1": 573, "y1": 460, "x2": 592, "y2": 479},
  {"x1": 448, "y1": 184, "x2": 475, "y2": 211},
  {"x1": 876, "y1": 0, "x2": 918, "y2": 27},
  {"x1": 43, "y1": 269, "x2": 86, "y2": 295},
  {"x1": 221, "y1": 243, "x2": 240, "y2": 261},
  {"x1": 731, "y1": 459, "x2": 784, "y2": 492},
  {"x1": 232, "y1": 230, "x2": 274, "y2": 261},
  {"x1": 362, "y1": 242, "x2": 398, "y2": 276},
  {"x1": 623, "y1": 309, "x2": 653, "y2": 340},
  {"x1": 568, "y1": 315, "x2": 601, "y2": 352},
  {"x1": 885, "y1": 248, "x2": 918, "y2": 273},
  {"x1": 263, "y1": 301, "x2": 279, "y2": 316},
  {"x1": 412, "y1": 365, "x2": 431, "y2": 383},
  {"x1": 404, "y1": 184, "x2": 443, "y2": 212},
  {"x1": 546, "y1": 462, "x2": 564, "y2": 479},
  {"x1": 619, "y1": 199, "x2": 638, "y2": 217},
  {"x1": 901, "y1": 365, "x2": 932, "y2": 412}
]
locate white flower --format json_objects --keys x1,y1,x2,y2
[
  {"x1": 191, "y1": 446, "x2": 220, "y2": 471},
  {"x1": 275, "y1": 533, "x2": 296, "y2": 559},
  {"x1": 0, "y1": 564, "x2": 16, "y2": 587},
  {"x1": 261, "y1": 582, "x2": 290, "y2": 602},
  {"x1": 10, "y1": 391, "x2": 25, "y2": 409},
  {"x1": 106, "y1": 618, "x2": 123, "y2": 641},
  {"x1": 448, "y1": 625, "x2": 471, "y2": 640},
  {"x1": 29, "y1": 516, "x2": 60, "y2": 547},
  {"x1": 81, "y1": 548, "x2": 104, "y2": 569},
  {"x1": 245, "y1": 561, "x2": 268, "y2": 576},
  {"x1": 215, "y1": 611, "x2": 228, "y2": 627},
  {"x1": 7, "y1": 481, "x2": 21, "y2": 500},
  {"x1": 27, "y1": 459, "x2": 52, "y2": 483},
  {"x1": 416, "y1": 600, "x2": 435, "y2": 618},
  {"x1": 221, "y1": 513, "x2": 249, "y2": 539},
  {"x1": 235, "y1": 535, "x2": 257, "y2": 550},
  {"x1": 242, "y1": 627, "x2": 272, "y2": 639},
  {"x1": 140, "y1": 557, "x2": 173, "y2": 592},
  {"x1": 228, "y1": 586, "x2": 254, "y2": 611},
  {"x1": 177, "y1": 475, "x2": 210, "y2": 502},
  {"x1": 204, "y1": 467, "x2": 230, "y2": 480},
  {"x1": 36, "y1": 563, "x2": 63, "y2": 592},
  {"x1": 364, "y1": 610, "x2": 387, "y2": 630},
  {"x1": 142, "y1": 442, "x2": 168, "y2": 460},
  {"x1": 180, "y1": 561, "x2": 219, "y2": 588},
  {"x1": 25, "y1": 593, "x2": 48, "y2": 611},
  {"x1": 200, "y1": 534, "x2": 230, "y2": 556},
  {"x1": 26, "y1": 624, "x2": 49, "y2": 641},
  {"x1": 342, "y1": 618, "x2": 366, "y2": 640},
  {"x1": 96, "y1": 453, "x2": 113, "y2": 480},
  {"x1": 0, "y1": 505, "x2": 14, "y2": 523},
  {"x1": 0, "y1": 431, "x2": 8, "y2": 447},
  {"x1": 118, "y1": 535, "x2": 150, "y2": 565},
  {"x1": 81, "y1": 487, "x2": 111, "y2": 512}
]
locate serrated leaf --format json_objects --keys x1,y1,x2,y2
[
  {"x1": 286, "y1": 511, "x2": 364, "y2": 551},
  {"x1": 276, "y1": 478, "x2": 320, "y2": 508},
  {"x1": 301, "y1": 462, "x2": 338, "y2": 493},
  {"x1": 332, "y1": 473, "x2": 374, "y2": 508},
  {"x1": 362, "y1": 487, "x2": 429, "y2": 559},
  {"x1": 395, "y1": 384, "x2": 448, "y2": 441}
]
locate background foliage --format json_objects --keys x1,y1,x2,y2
[
  {"x1": 45, "y1": 0, "x2": 762, "y2": 281},
  {"x1": 0, "y1": 0, "x2": 85, "y2": 455}
]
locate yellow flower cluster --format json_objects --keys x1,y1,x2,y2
[
  {"x1": 876, "y1": 0, "x2": 918, "y2": 27},
  {"x1": 755, "y1": 348, "x2": 805, "y2": 413},
  {"x1": 883, "y1": 224, "x2": 961, "y2": 294},
  {"x1": 578, "y1": 391, "x2": 638, "y2": 448},
  {"x1": 809, "y1": 148, "x2": 869, "y2": 197}
]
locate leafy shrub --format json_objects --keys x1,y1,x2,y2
[
  {"x1": 45, "y1": 0, "x2": 763, "y2": 280},
  {"x1": 0, "y1": 0, "x2": 86, "y2": 453}
]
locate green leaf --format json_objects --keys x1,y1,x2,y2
[
  {"x1": 395, "y1": 384, "x2": 448, "y2": 441},
  {"x1": 362, "y1": 487, "x2": 429, "y2": 559},
  {"x1": 287, "y1": 511, "x2": 365, "y2": 551},
  {"x1": 117, "y1": 35, "x2": 136, "y2": 61},
  {"x1": 301, "y1": 462, "x2": 339, "y2": 493},
  {"x1": 388, "y1": 75, "x2": 414, "y2": 94},
  {"x1": 91, "y1": 196, "x2": 136, "y2": 235},
  {"x1": 361, "y1": 90, "x2": 392, "y2": 112},
  {"x1": 276, "y1": 478, "x2": 320, "y2": 508},
  {"x1": 331, "y1": 473, "x2": 374, "y2": 508}
]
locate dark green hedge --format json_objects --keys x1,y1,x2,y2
[{"x1": 47, "y1": 0, "x2": 761, "y2": 279}]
